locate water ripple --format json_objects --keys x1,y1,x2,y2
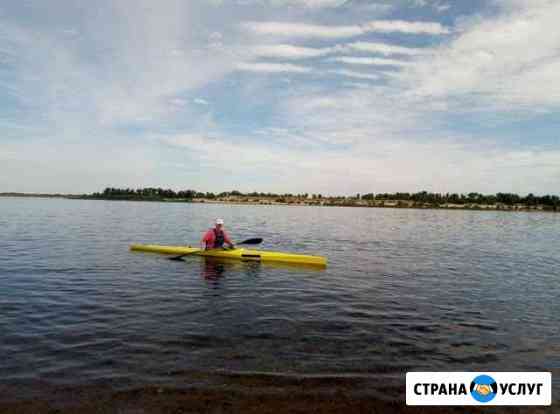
[{"x1": 1, "y1": 198, "x2": 559, "y2": 400}]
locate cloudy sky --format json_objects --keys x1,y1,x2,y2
[{"x1": 1, "y1": 0, "x2": 559, "y2": 195}]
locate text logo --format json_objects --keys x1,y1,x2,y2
[
  {"x1": 470, "y1": 375, "x2": 497, "y2": 403},
  {"x1": 406, "y1": 372, "x2": 551, "y2": 406}
]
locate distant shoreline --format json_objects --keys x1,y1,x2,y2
[
  {"x1": 2, "y1": 192, "x2": 558, "y2": 213},
  {"x1": 0, "y1": 193, "x2": 72, "y2": 198}
]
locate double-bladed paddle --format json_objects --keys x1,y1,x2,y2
[{"x1": 169, "y1": 238, "x2": 263, "y2": 261}]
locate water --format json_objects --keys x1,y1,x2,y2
[{"x1": 1, "y1": 197, "x2": 559, "y2": 401}]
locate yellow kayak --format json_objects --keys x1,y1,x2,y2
[{"x1": 130, "y1": 244, "x2": 327, "y2": 267}]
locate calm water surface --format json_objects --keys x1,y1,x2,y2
[{"x1": 1, "y1": 198, "x2": 559, "y2": 400}]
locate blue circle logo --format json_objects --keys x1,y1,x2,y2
[{"x1": 470, "y1": 375, "x2": 497, "y2": 403}]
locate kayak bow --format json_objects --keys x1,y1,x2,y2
[{"x1": 130, "y1": 244, "x2": 327, "y2": 267}]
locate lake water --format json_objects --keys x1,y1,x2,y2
[{"x1": 1, "y1": 197, "x2": 559, "y2": 402}]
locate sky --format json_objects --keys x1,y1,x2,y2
[{"x1": 0, "y1": 0, "x2": 559, "y2": 195}]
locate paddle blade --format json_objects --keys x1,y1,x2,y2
[{"x1": 239, "y1": 238, "x2": 262, "y2": 245}]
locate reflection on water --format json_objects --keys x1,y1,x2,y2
[
  {"x1": 199, "y1": 256, "x2": 325, "y2": 282},
  {"x1": 200, "y1": 258, "x2": 262, "y2": 284},
  {"x1": 201, "y1": 258, "x2": 229, "y2": 282}
]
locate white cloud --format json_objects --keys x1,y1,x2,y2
[
  {"x1": 0, "y1": 150, "x2": 17, "y2": 159},
  {"x1": 211, "y1": 0, "x2": 394, "y2": 11},
  {"x1": 327, "y1": 69, "x2": 380, "y2": 80},
  {"x1": 267, "y1": 0, "x2": 347, "y2": 7},
  {"x1": 267, "y1": 84, "x2": 560, "y2": 194},
  {"x1": 209, "y1": 31, "x2": 223, "y2": 41},
  {"x1": 251, "y1": 44, "x2": 332, "y2": 59},
  {"x1": 156, "y1": 126, "x2": 560, "y2": 195},
  {"x1": 242, "y1": 19, "x2": 450, "y2": 38},
  {"x1": 236, "y1": 61, "x2": 312, "y2": 73},
  {"x1": 0, "y1": 1, "x2": 241, "y2": 193},
  {"x1": 342, "y1": 81, "x2": 371, "y2": 89},
  {"x1": 1, "y1": 0, "x2": 559, "y2": 194},
  {"x1": 0, "y1": 1, "x2": 236, "y2": 130},
  {"x1": 280, "y1": 86, "x2": 425, "y2": 144},
  {"x1": 208, "y1": 31, "x2": 223, "y2": 48},
  {"x1": 347, "y1": 41, "x2": 424, "y2": 56},
  {"x1": 242, "y1": 21, "x2": 361, "y2": 38},
  {"x1": 170, "y1": 98, "x2": 187, "y2": 106},
  {"x1": 435, "y1": 3, "x2": 450, "y2": 13},
  {"x1": 331, "y1": 56, "x2": 410, "y2": 66},
  {"x1": 215, "y1": 0, "x2": 347, "y2": 8},
  {"x1": 248, "y1": 41, "x2": 425, "y2": 60},
  {"x1": 154, "y1": 77, "x2": 560, "y2": 195},
  {"x1": 61, "y1": 28, "x2": 79, "y2": 36},
  {"x1": 348, "y1": 3, "x2": 395, "y2": 13},
  {"x1": 410, "y1": 0, "x2": 451, "y2": 13},
  {"x1": 490, "y1": 0, "x2": 556, "y2": 12},
  {"x1": 396, "y1": 0, "x2": 560, "y2": 109},
  {"x1": 363, "y1": 20, "x2": 450, "y2": 34},
  {"x1": 159, "y1": 133, "x2": 304, "y2": 176},
  {"x1": 0, "y1": 138, "x2": 158, "y2": 193}
]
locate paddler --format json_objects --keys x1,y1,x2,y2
[{"x1": 201, "y1": 218, "x2": 235, "y2": 250}]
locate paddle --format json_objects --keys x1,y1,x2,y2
[{"x1": 169, "y1": 238, "x2": 263, "y2": 261}]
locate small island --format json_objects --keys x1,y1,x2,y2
[{"x1": 3, "y1": 188, "x2": 559, "y2": 212}]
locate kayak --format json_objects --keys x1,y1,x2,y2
[{"x1": 130, "y1": 244, "x2": 327, "y2": 267}]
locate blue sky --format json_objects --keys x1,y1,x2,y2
[{"x1": 1, "y1": 0, "x2": 558, "y2": 195}]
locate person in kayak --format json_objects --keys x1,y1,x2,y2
[{"x1": 201, "y1": 218, "x2": 235, "y2": 250}]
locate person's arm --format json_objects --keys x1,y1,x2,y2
[
  {"x1": 201, "y1": 230, "x2": 212, "y2": 250},
  {"x1": 223, "y1": 231, "x2": 235, "y2": 249}
]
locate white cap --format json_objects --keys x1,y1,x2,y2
[{"x1": 215, "y1": 218, "x2": 224, "y2": 225}]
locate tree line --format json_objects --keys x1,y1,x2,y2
[
  {"x1": 360, "y1": 191, "x2": 559, "y2": 207},
  {"x1": 86, "y1": 188, "x2": 559, "y2": 208},
  {"x1": 88, "y1": 188, "x2": 312, "y2": 200}
]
